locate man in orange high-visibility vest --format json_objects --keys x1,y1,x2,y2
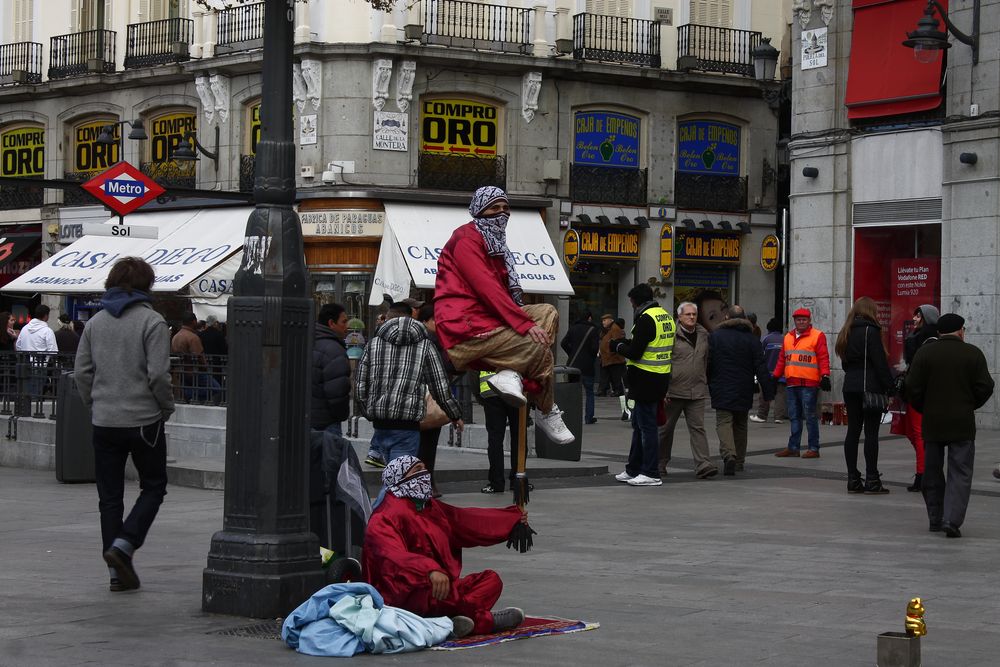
[{"x1": 772, "y1": 308, "x2": 831, "y2": 458}]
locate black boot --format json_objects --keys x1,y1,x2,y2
[
  {"x1": 907, "y1": 473, "x2": 923, "y2": 492},
  {"x1": 864, "y1": 473, "x2": 890, "y2": 495},
  {"x1": 847, "y1": 472, "x2": 864, "y2": 494}
]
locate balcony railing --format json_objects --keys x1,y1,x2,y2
[
  {"x1": 416, "y1": 0, "x2": 531, "y2": 54},
  {"x1": 0, "y1": 179, "x2": 44, "y2": 210},
  {"x1": 571, "y1": 13, "x2": 660, "y2": 68},
  {"x1": 62, "y1": 172, "x2": 103, "y2": 206},
  {"x1": 217, "y1": 1, "x2": 264, "y2": 54},
  {"x1": 674, "y1": 173, "x2": 748, "y2": 212},
  {"x1": 570, "y1": 164, "x2": 647, "y2": 206},
  {"x1": 239, "y1": 154, "x2": 255, "y2": 193},
  {"x1": 48, "y1": 29, "x2": 116, "y2": 79},
  {"x1": 418, "y1": 153, "x2": 506, "y2": 192},
  {"x1": 0, "y1": 42, "x2": 43, "y2": 85},
  {"x1": 676, "y1": 24, "x2": 762, "y2": 77},
  {"x1": 140, "y1": 161, "x2": 196, "y2": 189},
  {"x1": 124, "y1": 18, "x2": 193, "y2": 69}
]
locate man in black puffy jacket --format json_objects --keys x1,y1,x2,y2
[{"x1": 312, "y1": 303, "x2": 352, "y2": 437}]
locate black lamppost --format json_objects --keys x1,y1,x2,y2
[
  {"x1": 202, "y1": 0, "x2": 324, "y2": 618},
  {"x1": 903, "y1": 0, "x2": 980, "y2": 65}
]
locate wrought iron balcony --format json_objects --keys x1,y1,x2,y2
[
  {"x1": 48, "y1": 29, "x2": 116, "y2": 79},
  {"x1": 570, "y1": 164, "x2": 648, "y2": 206},
  {"x1": 418, "y1": 153, "x2": 506, "y2": 192},
  {"x1": 411, "y1": 0, "x2": 531, "y2": 54},
  {"x1": 676, "y1": 24, "x2": 762, "y2": 77},
  {"x1": 62, "y1": 172, "x2": 104, "y2": 206},
  {"x1": 124, "y1": 18, "x2": 193, "y2": 69},
  {"x1": 140, "y1": 161, "x2": 196, "y2": 189},
  {"x1": 239, "y1": 154, "x2": 255, "y2": 193},
  {"x1": 674, "y1": 172, "x2": 748, "y2": 212},
  {"x1": 571, "y1": 13, "x2": 660, "y2": 68},
  {"x1": 0, "y1": 42, "x2": 43, "y2": 85},
  {"x1": 216, "y1": 1, "x2": 264, "y2": 54},
  {"x1": 0, "y1": 179, "x2": 44, "y2": 210}
]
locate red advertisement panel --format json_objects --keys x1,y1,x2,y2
[{"x1": 888, "y1": 259, "x2": 940, "y2": 369}]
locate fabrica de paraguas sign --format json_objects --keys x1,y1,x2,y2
[
  {"x1": 677, "y1": 120, "x2": 740, "y2": 175},
  {"x1": 574, "y1": 111, "x2": 640, "y2": 169}
]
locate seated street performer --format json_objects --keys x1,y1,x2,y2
[
  {"x1": 434, "y1": 186, "x2": 573, "y2": 445},
  {"x1": 362, "y1": 456, "x2": 529, "y2": 638}
]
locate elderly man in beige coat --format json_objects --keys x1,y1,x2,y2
[{"x1": 658, "y1": 301, "x2": 718, "y2": 478}]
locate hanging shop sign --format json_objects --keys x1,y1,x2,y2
[
  {"x1": 73, "y1": 120, "x2": 120, "y2": 174},
  {"x1": 574, "y1": 228, "x2": 639, "y2": 261},
  {"x1": 660, "y1": 223, "x2": 673, "y2": 279},
  {"x1": 677, "y1": 120, "x2": 740, "y2": 175},
  {"x1": 676, "y1": 231, "x2": 741, "y2": 265},
  {"x1": 563, "y1": 229, "x2": 580, "y2": 269},
  {"x1": 760, "y1": 234, "x2": 780, "y2": 271},
  {"x1": 148, "y1": 110, "x2": 196, "y2": 162},
  {"x1": 300, "y1": 210, "x2": 385, "y2": 237},
  {"x1": 0, "y1": 125, "x2": 45, "y2": 177},
  {"x1": 373, "y1": 111, "x2": 409, "y2": 152},
  {"x1": 573, "y1": 111, "x2": 640, "y2": 169},
  {"x1": 420, "y1": 99, "x2": 498, "y2": 156}
]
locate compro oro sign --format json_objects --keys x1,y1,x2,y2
[
  {"x1": 760, "y1": 234, "x2": 780, "y2": 271},
  {"x1": 420, "y1": 99, "x2": 498, "y2": 157}
]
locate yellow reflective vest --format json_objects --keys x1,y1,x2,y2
[
  {"x1": 626, "y1": 306, "x2": 675, "y2": 374},
  {"x1": 479, "y1": 370, "x2": 497, "y2": 398}
]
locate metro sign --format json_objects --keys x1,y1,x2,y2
[{"x1": 81, "y1": 162, "x2": 166, "y2": 216}]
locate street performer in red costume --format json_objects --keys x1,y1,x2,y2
[
  {"x1": 362, "y1": 456, "x2": 532, "y2": 638},
  {"x1": 433, "y1": 186, "x2": 574, "y2": 445}
]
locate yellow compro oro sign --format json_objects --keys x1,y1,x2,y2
[
  {"x1": 247, "y1": 103, "x2": 261, "y2": 156},
  {"x1": 660, "y1": 223, "x2": 673, "y2": 279},
  {"x1": 73, "y1": 119, "x2": 120, "y2": 174},
  {"x1": 563, "y1": 229, "x2": 580, "y2": 269},
  {"x1": 420, "y1": 98, "x2": 498, "y2": 157},
  {"x1": 148, "y1": 110, "x2": 196, "y2": 162},
  {"x1": 0, "y1": 125, "x2": 45, "y2": 177},
  {"x1": 760, "y1": 233, "x2": 780, "y2": 272}
]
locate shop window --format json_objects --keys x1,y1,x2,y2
[
  {"x1": 240, "y1": 100, "x2": 260, "y2": 193},
  {"x1": 675, "y1": 118, "x2": 746, "y2": 211},
  {"x1": 64, "y1": 116, "x2": 119, "y2": 205},
  {"x1": 141, "y1": 108, "x2": 197, "y2": 188},
  {"x1": 418, "y1": 97, "x2": 505, "y2": 191},
  {"x1": 0, "y1": 123, "x2": 44, "y2": 210},
  {"x1": 570, "y1": 109, "x2": 646, "y2": 205}
]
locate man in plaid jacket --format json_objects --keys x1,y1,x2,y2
[{"x1": 355, "y1": 307, "x2": 464, "y2": 465}]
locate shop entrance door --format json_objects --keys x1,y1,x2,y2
[{"x1": 313, "y1": 273, "x2": 373, "y2": 330}]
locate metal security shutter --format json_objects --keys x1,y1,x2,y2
[{"x1": 852, "y1": 198, "x2": 942, "y2": 226}]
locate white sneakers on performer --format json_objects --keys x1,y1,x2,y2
[
  {"x1": 627, "y1": 474, "x2": 663, "y2": 487},
  {"x1": 614, "y1": 471, "x2": 633, "y2": 483},
  {"x1": 533, "y1": 404, "x2": 575, "y2": 445},
  {"x1": 486, "y1": 369, "x2": 526, "y2": 407}
]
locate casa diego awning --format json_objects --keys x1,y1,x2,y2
[
  {"x1": 1, "y1": 207, "x2": 252, "y2": 294},
  {"x1": 372, "y1": 203, "x2": 573, "y2": 305}
]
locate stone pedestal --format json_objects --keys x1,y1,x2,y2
[{"x1": 877, "y1": 632, "x2": 921, "y2": 667}]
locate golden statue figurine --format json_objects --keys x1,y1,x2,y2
[{"x1": 905, "y1": 597, "x2": 927, "y2": 637}]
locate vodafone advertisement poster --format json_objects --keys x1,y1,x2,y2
[{"x1": 889, "y1": 259, "x2": 939, "y2": 369}]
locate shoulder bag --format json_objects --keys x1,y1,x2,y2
[{"x1": 862, "y1": 326, "x2": 890, "y2": 413}]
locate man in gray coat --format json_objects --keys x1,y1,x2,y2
[
  {"x1": 658, "y1": 302, "x2": 717, "y2": 478},
  {"x1": 75, "y1": 257, "x2": 175, "y2": 592}
]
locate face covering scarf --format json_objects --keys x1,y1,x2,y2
[
  {"x1": 382, "y1": 455, "x2": 433, "y2": 503},
  {"x1": 469, "y1": 186, "x2": 524, "y2": 306}
]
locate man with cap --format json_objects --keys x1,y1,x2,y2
[
  {"x1": 773, "y1": 307, "x2": 831, "y2": 458},
  {"x1": 433, "y1": 186, "x2": 573, "y2": 445},
  {"x1": 400, "y1": 297, "x2": 425, "y2": 319},
  {"x1": 905, "y1": 313, "x2": 994, "y2": 538}
]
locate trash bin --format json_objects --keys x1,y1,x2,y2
[
  {"x1": 535, "y1": 366, "x2": 582, "y2": 461},
  {"x1": 55, "y1": 372, "x2": 95, "y2": 483}
]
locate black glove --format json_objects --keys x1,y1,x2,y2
[{"x1": 820, "y1": 376, "x2": 831, "y2": 392}]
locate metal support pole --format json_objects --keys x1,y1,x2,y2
[{"x1": 202, "y1": 0, "x2": 324, "y2": 618}]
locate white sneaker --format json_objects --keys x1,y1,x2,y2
[
  {"x1": 748, "y1": 414, "x2": 766, "y2": 423},
  {"x1": 533, "y1": 405, "x2": 575, "y2": 445},
  {"x1": 614, "y1": 471, "x2": 633, "y2": 483},
  {"x1": 486, "y1": 369, "x2": 526, "y2": 407},
  {"x1": 627, "y1": 474, "x2": 663, "y2": 487},
  {"x1": 773, "y1": 419, "x2": 784, "y2": 424}
]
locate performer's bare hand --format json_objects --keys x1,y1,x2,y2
[
  {"x1": 429, "y1": 570, "x2": 450, "y2": 600},
  {"x1": 527, "y1": 325, "x2": 550, "y2": 346},
  {"x1": 520, "y1": 509, "x2": 529, "y2": 525},
  {"x1": 452, "y1": 418, "x2": 465, "y2": 432}
]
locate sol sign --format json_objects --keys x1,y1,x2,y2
[
  {"x1": 760, "y1": 234, "x2": 779, "y2": 272},
  {"x1": 420, "y1": 99, "x2": 498, "y2": 156},
  {"x1": 0, "y1": 125, "x2": 44, "y2": 177}
]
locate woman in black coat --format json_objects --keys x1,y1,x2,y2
[{"x1": 834, "y1": 297, "x2": 894, "y2": 494}]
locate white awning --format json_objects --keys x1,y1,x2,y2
[
  {"x1": 371, "y1": 203, "x2": 573, "y2": 305},
  {"x1": 2, "y1": 207, "x2": 252, "y2": 294}
]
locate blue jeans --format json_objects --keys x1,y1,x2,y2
[
  {"x1": 786, "y1": 385, "x2": 819, "y2": 451},
  {"x1": 582, "y1": 375, "x2": 595, "y2": 421},
  {"x1": 371, "y1": 429, "x2": 420, "y2": 464},
  {"x1": 626, "y1": 400, "x2": 660, "y2": 479}
]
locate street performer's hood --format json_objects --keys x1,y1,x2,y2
[
  {"x1": 375, "y1": 316, "x2": 427, "y2": 346},
  {"x1": 716, "y1": 317, "x2": 752, "y2": 333}
]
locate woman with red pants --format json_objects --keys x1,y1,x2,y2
[{"x1": 901, "y1": 305, "x2": 939, "y2": 492}]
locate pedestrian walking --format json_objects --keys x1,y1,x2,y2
[
  {"x1": 54, "y1": 313, "x2": 79, "y2": 353},
  {"x1": 773, "y1": 308, "x2": 831, "y2": 458},
  {"x1": 15, "y1": 304, "x2": 56, "y2": 353},
  {"x1": 598, "y1": 314, "x2": 629, "y2": 418},
  {"x1": 171, "y1": 312, "x2": 221, "y2": 402},
  {"x1": 834, "y1": 297, "x2": 894, "y2": 494},
  {"x1": 73, "y1": 257, "x2": 175, "y2": 592},
  {"x1": 478, "y1": 370, "x2": 522, "y2": 494},
  {"x1": 613, "y1": 283, "x2": 675, "y2": 487},
  {"x1": 416, "y1": 302, "x2": 460, "y2": 497},
  {"x1": 657, "y1": 301, "x2": 717, "y2": 478},
  {"x1": 311, "y1": 302, "x2": 351, "y2": 438},
  {"x1": 905, "y1": 313, "x2": 994, "y2": 537},
  {"x1": 560, "y1": 310, "x2": 600, "y2": 424},
  {"x1": 708, "y1": 306, "x2": 772, "y2": 476},
  {"x1": 750, "y1": 317, "x2": 787, "y2": 423},
  {"x1": 898, "y1": 305, "x2": 939, "y2": 492}
]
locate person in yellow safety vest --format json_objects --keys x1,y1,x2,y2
[
  {"x1": 772, "y1": 307, "x2": 831, "y2": 458},
  {"x1": 477, "y1": 371, "x2": 523, "y2": 495},
  {"x1": 610, "y1": 283, "x2": 675, "y2": 487}
]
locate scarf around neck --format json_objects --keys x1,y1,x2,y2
[
  {"x1": 469, "y1": 186, "x2": 523, "y2": 306},
  {"x1": 382, "y1": 455, "x2": 433, "y2": 503}
]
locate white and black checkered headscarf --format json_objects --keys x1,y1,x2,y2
[
  {"x1": 382, "y1": 455, "x2": 433, "y2": 502},
  {"x1": 469, "y1": 186, "x2": 523, "y2": 306}
]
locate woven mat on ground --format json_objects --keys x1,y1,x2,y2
[{"x1": 430, "y1": 616, "x2": 599, "y2": 651}]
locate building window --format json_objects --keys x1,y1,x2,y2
[
  {"x1": 0, "y1": 123, "x2": 45, "y2": 209},
  {"x1": 73, "y1": 0, "x2": 112, "y2": 31},
  {"x1": 13, "y1": 0, "x2": 33, "y2": 42},
  {"x1": 64, "y1": 116, "x2": 118, "y2": 205},
  {"x1": 689, "y1": 0, "x2": 732, "y2": 26},
  {"x1": 674, "y1": 118, "x2": 746, "y2": 211},
  {"x1": 570, "y1": 109, "x2": 646, "y2": 205},
  {"x1": 138, "y1": 0, "x2": 187, "y2": 21},
  {"x1": 142, "y1": 108, "x2": 197, "y2": 187},
  {"x1": 418, "y1": 97, "x2": 505, "y2": 191}
]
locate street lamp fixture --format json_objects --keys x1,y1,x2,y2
[
  {"x1": 173, "y1": 125, "x2": 219, "y2": 170},
  {"x1": 96, "y1": 119, "x2": 147, "y2": 145},
  {"x1": 751, "y1": 37, "x2": 779, "y2": 82},
  {"x1": 903, "y1": 0, "x2": 980, "y2": 65}
]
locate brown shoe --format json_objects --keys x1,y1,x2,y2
[
  {"x1": 802, "y1": 450, "x2": 820, "y2": 459},
  {"x1": 774, "y1": 448, "x2": 800, "y2": 457}
]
